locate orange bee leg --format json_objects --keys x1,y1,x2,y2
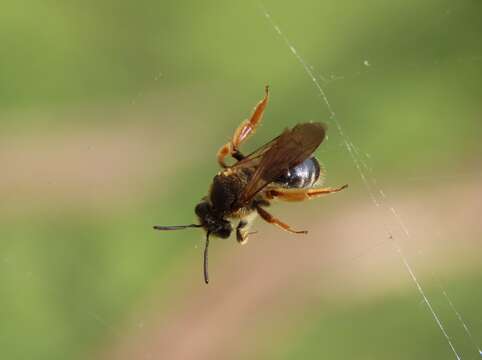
[
  {"x1": 256, "y1": 205, "x2": 308, "y2": 235},
  {"x1": 217, "y1": 85, "x2": 269, "y2": 168},
  {"x1": 266, "y1": 184, "x2": 348, "y2": 202}
]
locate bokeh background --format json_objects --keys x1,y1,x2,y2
[{"x1": 1, "y1": 1, "x2": 481, "y2": 359}]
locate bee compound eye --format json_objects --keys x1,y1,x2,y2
[{"x1": 195, "y1": 202, "x2": 210, "y2": 217}]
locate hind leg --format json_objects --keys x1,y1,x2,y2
[
  {"x1": 265, "y1": 184, "x2": 348, "y2": 202},
  {"x1": 217, "y1": 86, "x2": 269, "y2": 167}
]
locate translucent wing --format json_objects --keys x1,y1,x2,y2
[
  {"x1": 230, "y1": 133, "x2": 283, "y2": 170},
  {"x1": 237, "y1": 122, "x2": 326, "y2": 205}
]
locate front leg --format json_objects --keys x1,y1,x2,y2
[
  {"x1": 236, "y1": 219, "x2": 249, "y2": 244},
  {"x1": 236, "y1": 211, "x2": 258, "y2": 245},
  {"x1": 235, "y1": 213, "x2": 258, "y2": 244}
]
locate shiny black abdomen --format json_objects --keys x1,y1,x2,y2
[{"x1": 275, "y1": 156, "x2": 320, "y2": 188}]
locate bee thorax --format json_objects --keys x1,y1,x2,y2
[{"x1": 209, "y1": 169, "x2": 251, "y2": 213}]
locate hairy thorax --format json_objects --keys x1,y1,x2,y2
[{"x1": 209, "y1": 167, "x2": 255, "y2": 216}]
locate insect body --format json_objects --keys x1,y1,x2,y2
[{"x1": 154, "y1": 86, "x2": 347, "y2": 284}]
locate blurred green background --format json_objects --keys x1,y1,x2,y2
[{"x1": 1, "y1": 1, "x2": 481, "y2": 359}]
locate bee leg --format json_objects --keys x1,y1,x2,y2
[
  {"x1": 217, "y1": 85, "x2": 269, "y2": 167},
  {"x1": 256, "y1": 206, "x2": 307, "y2": 234},
  {"x1": 236, "y1": 213, "x2": 258, "y2": 244},
  {"x1": 266, "y1": 184, "x2": 348, "y2": 202},
  {"x1": 236, "y1": 220, "x2": 249, "y2": 244}
]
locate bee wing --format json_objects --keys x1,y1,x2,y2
[
  {"x1": 230, "y1": 133, "x2": 282, "y2": 169},
  {"x1": 238, "y1": 122, "x2": 326, "y2": 204}
]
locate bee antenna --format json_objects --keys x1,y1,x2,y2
[
  {"x1": 204, "y1": 232, "x2": 211, "y2": 284},
  {"x1": 153, "y1": 224, "x2": 202, "y2": 231}
]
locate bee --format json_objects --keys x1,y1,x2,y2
[{"x1": 154, "y1": 86, "x2": 347, "y2": 284}]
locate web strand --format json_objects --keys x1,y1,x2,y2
[{"x1": 259, "y1": 5, "x2": 478, "y2": 359}]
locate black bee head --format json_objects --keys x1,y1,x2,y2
[{"x1": 195, "y1": 201, "x2": 232, "y2": 239}]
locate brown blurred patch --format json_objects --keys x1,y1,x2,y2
[
  {"x1": 0, "y1": 99, "x2": 208, "y2": 215},
  {"x1": 99, "y1": 173, "x2": 482, "y2": 360}
]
